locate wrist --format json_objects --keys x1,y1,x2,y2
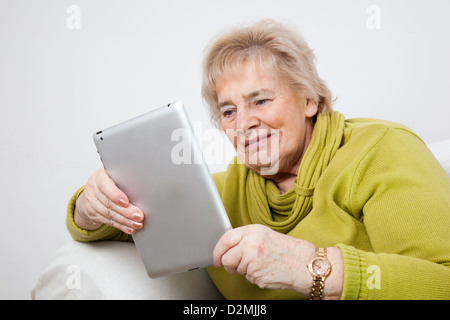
[
  {"x1": 290, "y1": 240, "x2": 316, "y2": 294},
  {"x1": 298, "y1": 245, "x2": 344, "y2": 300},
  {"x1": 322, "y1": 247, "x2": 344, "y2": 300},
  {"x1": 285, "y1": 241, "x2": 344, "y2": 299}
]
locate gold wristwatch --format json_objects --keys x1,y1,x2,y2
[{"x1": 308, "y1": 247, "x2": 331, "y2": 300}]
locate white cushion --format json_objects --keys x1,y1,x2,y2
[
  {"x1": 31, "y1": 240, "x2": 224, "y2": 300},
  {"x1": 428, "y1": 139, "x2": 450, "y2": 176}
]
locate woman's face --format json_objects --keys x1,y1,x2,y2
[{"x1": 216, "y1": 60, "x2": 318, "y2": 177}]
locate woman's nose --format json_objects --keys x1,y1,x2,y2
[{"x1": 235, "y1": 108, "x2": 260, "y2": 133}]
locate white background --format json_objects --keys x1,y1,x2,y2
[{"x1": 0, "y1": 0, "x2": 449, "y2": 299}]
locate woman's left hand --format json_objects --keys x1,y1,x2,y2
[{"x1": 212, "y1": 224, "x2": 317, "y2": 293}]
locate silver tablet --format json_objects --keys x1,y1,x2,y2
[{"x1": 93, "y1": 101, "x2": 231, "y2": 278}]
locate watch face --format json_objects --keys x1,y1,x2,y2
[{"x1": 309, "y1": 257, "x2": 331, "y2": 277}]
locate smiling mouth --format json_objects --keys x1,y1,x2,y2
[{"x1": 245, "y1": 134, "x2": 272, "y2": 150}]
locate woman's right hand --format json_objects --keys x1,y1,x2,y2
[{"x1": 74, "y1": 168, "x2": 144, "y2": 235}]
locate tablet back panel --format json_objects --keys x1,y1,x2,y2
[{"x1": 93, "y1": 101, "x2": 231, "y2": 278}]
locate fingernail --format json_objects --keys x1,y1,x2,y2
[
  {"x1": 133, "y1": 212, "x2": 143, "y2": 222},
  {"x1": 132, "y1": 221, "x2": 142, "y2": 229},
  {"x1": 119, "y1": 199, "x2": 129, "y2": 208}
]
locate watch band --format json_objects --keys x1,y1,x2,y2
[
  {"x1": 309, "y1": 247, "x2": 330, "y2": 300},
  {"x1": 310, "y1": 276, "x2": 326, "y2": 300}
]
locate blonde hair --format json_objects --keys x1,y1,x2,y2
[{"x1": 201, "y1": 19, "x2": 334, "y2": 128}]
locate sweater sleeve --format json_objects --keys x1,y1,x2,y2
[{"x1": 339, "y1": 128, "x2": 450, "y2": 300}]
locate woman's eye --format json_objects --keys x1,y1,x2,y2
[
  {"x1": 256, "y1": 99, "x2": 268, "y2": 106},
  {"x1": 222, "y1": 109, "x2": 235, "y2": 117}
]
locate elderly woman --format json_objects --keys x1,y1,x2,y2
[{"x1": 67, "y1": 19, "x2": 450, "y2": 300}]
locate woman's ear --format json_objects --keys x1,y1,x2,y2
[{"x1": 305, "y1": 99, "x2": 319, "y2": 118}]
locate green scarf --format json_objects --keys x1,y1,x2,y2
[{"x1": 246, "y1": 111, "x2": 345, "y2": 233}]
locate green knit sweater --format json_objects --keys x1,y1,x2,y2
[{"x1": 67, "y1": 116, "x2": 450, "y2": 300}]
